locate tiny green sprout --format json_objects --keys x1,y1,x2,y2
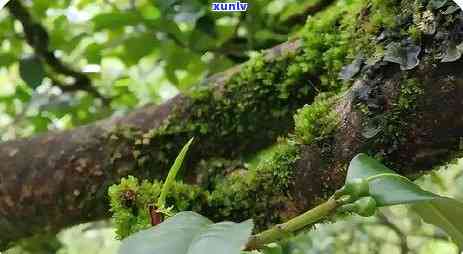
[{"x1": 156, "y1": 137, "x2": 195, "y2": 217}]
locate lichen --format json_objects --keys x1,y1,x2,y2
[
  {"x1": 380, "y1": 77, "x2": 424, "y2": 147},
  {"x1": 356, "y1": 75, "x2": 424, "y2": 158}
]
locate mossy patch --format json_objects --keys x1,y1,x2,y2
[
  {"x1": 293, "y1": 93, "x2": 340, "y2": 145},
  {"x1": 108, "y1": 176, "x2": 206, "y2": 239},
  {"x1": 109, "y1": 142, "x2": 300, "y2": 238}
]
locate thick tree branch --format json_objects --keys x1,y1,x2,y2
[
  {"x1": 0, "y1": 40, "x2": 305, "y2": 249},
  {"x1": 290, "y1": 60, "x2": 463, "y2": 211},
  {"x1": 6, "y1": 0, "x2": 105, "y2": 100}
]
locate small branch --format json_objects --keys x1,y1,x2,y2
[
  {"x1": 245, "y1": 198, "x2": 339, "y2": 250},
  {"x1": 5, "y1": 0, "x2": 107, "y2": 101}
]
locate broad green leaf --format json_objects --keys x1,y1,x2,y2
[
  {"x1": 19, "y1": 56, "x2": 45, "y2": 89},
  {"x1": 347, "y1": 154, "x2": 396, "y2": 181},
  {"x1": 119, "y1": 211, "x2": 254, "y2": 254},
  {"x1": 347, "y1": 154, "x2": 463, "y2": 248},
  {"x1": 119, "y1": 211, "x2": 212, "y2": 254},
  {"x1": 366, "y1": 175, "x2": 436, "y2": 206},
  {"x1": 413, "y1": 197, "x2": 463, "y2": 249},
  {"x1": 347, "y1": 154, "x2": 439, "y2": 206},
  {"x1": 187, "y1": 220, "x2": 254, "y2": 254}
]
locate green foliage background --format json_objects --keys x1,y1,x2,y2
[{"x1": 0, "y1": 0, "x2": 313, "y2": 140}]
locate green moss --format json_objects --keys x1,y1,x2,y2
[
  {"x1": 206, "y1": 142, "x2": 299, "y2": 228},
  {"x1": 108, "y1": 176, "x2": 206, "y2": 239},
  {"x1": 108, "y1": 0, "x2": 435, "y2": 239},
  {"x1": 292, "y1": 0, "x2": 364, "y2": 90},
  {"x1": 294, "y1": 94, "x2": 339, "y2": 145},
  {"x1": 369, "y1": 0, "x2": 399, "y2": 31},
  {"x1": 397, "y1": 78, "x2": 424, "y2": 111},
  {"x1": 109, "y1": 142, "x2": 300, "y2": 238},
  {"x1": 113, "y1": 49, "x2": 315, "y2": 180}
]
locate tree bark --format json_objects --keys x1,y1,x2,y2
[{"x1": 290, "y1": 60, "x2": 463, "y2": 211}]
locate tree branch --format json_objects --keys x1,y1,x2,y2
[
  {"x1": 5, "y1": 0, "x2": 106, "y2": 100},
  {"x1": 0, "y1": 40, "x2": 305, "y2": 249}
]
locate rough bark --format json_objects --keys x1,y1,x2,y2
[{"x1": 291, "y1": 60, "x2": 463, "y2": 211}]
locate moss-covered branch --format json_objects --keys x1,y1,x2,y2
[
  {"x1": 108, "y1": 0, "x2": 463, "y2": 242},
  {"x1": 0, "y1": 12, "x2": 338, "y2": 247}
]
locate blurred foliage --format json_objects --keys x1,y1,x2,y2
[{"x1": 0, "y1": 0, "x2": 314, "y2": 140}]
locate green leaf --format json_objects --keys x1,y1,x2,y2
[
  {"x1": 187, "y1": 220, "x2": 254, "y2": 254},
  {"x1": 119, "y1": 212, "x2": 211, "y2": 254},
  {"x1": 157, "y1": 138, "x2": 194, "y2": 208},
  {"x1": 347, "y1": 154, "x2": 396, "y2": 181},
  {"x1": 0, "y1": 53, "x2": 16, "y2": 67},
  {"x1": 347, "y1": 154, "x2": 437, "y2": 206},
  {"x1": 346, "y1": 154, "x2": 463, "y2": 248},
  {"x1": 366, "y1": 174, "x2": 436, "y2": 206},
  {"x1": 123, "y1": 33, "x2": 158, "y2": 65},
  {"x1": 19, "y1": 56, "x2": 45, "y2": 89},
  {"x1": 92, "y1": 12, "x2": 142, "y2": 30},
  {"x1": 413, "y1": 197, "x2": 463, "y2": 249},
  {"x1": 119, "y1": 211, "x2": 254, "y2": 254}
]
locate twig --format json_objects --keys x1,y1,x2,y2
[{"x1": 245, "y1": 197, "x2": 339, "y2": 250}]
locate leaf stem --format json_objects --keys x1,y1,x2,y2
[{"x1": 244, "y1": 197, "x2": 339, "y2": 250}]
